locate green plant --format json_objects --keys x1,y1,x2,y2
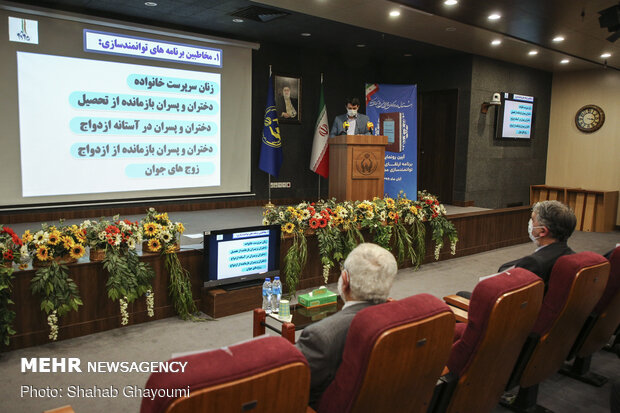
[
  {"x1": 283, "y1": 230, "x2": 307, "y2": 298},
  {"x1": 316, "y1": 224, "x2": 344, "y2": 284},
  {"x1": 0, "y1": 266, "x2": 16, "y2": 347},
  {"x1": 30, "y1": 262, "x2": 82, "y2": 341},
  {"x1": 164, "y1": 252, "x2": 200, "y2": 321}
]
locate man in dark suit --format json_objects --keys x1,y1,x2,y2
[
  {"x1": 296, "y1": 243, "x2": 397, "y2": 409},
  {"x1": 330, "y1": 97, "x2": 372, "y2": 136},
  {"x1": 458, "y1": 200, "x2": 577, "y2": 298}
]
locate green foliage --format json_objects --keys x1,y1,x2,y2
[
  {"x1": 0, "y1": 266, "x2": 16, "y2": 347},
  {"x1": 368, "y1": 223, "x2": 393, "y2": 250},
  {"x1": 430, "y1": 216, "x2": 458, "y2": 257},
  {"x1": 164, "y1": 252, "x2": 201, "y2": 321},
  {"x1": 283, "y1": 231, "x2": 307, "y2": 299},
  {"x1": 30, "y1": 261, "x2": 82, "y2": 320},
  {"x1": 409, "y1": 219, "x2": 426, "y2": 268},
  {"x1": 317, "y1": 225, "x2": 344, "y2": 276},
  {"x1": 342, "y1": 226, "x2": 364, "y2": 259},
  {"x1": 103, "y1": 247, "x2": 154, "y2": 303}
]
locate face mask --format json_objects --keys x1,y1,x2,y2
[
  {"x1": 528, "y1": 218, "x2": 543, "y2": 244},
  {"x1": 347, "y1": 109, "x2": 357, "y2": 117}
]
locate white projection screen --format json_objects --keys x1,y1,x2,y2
[{"x1": 0, "y1": 5, "x2": 257, "y2": 209}]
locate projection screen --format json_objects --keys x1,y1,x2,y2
[{"x1": 0, "y1": 4, "x2": 257, "y2": 210}]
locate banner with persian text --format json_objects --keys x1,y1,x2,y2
[{"x1": 365, "y1": 84, "x2": 417, "y2": 199}]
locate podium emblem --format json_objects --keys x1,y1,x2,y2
[{"x1": 355, "y1": 151, "x2": 378, "y2": 175}]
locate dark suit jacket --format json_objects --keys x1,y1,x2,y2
[
  {"x1": 296, "y1": 301, "x2": 374, "y2": 409},
  {"x1": 498, "y1": 241, "x2": 575, "y2": 288},
  {"x1": 330, "y1": 113, "x2": 372, "y2": 136}
]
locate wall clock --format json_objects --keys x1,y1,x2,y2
[{"x1": 575, "y1": 105, "x2": 605, "y2": 133}]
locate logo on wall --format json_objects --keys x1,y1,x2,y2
[
  {"x1": 355, "y1": 152, "x2": 378, "y2": 175},
  {"x1": 8, "y1": 17, "x2": 39, "y2": 44}
]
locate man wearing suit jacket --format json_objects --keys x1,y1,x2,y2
[
  {"x1": 330, "y1": 97, "x2": 373, "y2": 136},
  {"x1": 296, "y1": 243, "x2": 397, "y2": 409},
  {"x1": 458, "y1": 200, "x2": 577, "y2": 299}
]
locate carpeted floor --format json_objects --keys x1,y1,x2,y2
[{"x1": 1, "y1": 219, "x2": 618, "y2": 412}]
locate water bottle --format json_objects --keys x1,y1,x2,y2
[
  {"x1": 271, "y1": 276, "x2": 282, "y2": 313},
  {"x1": 262, "y1": 277, "x2": 272, "y2": 314}
]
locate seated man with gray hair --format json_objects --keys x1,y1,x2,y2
[
  {"x1": 296, "y1": 243, "x2": 397, "y2": 409},
  {"x1": 458, "y1": 200, "x2": 577, "y2": 299}
]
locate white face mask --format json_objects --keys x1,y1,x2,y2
[
  {"x1": 347, "y1": 108, "x2": 357, "y2": 117},
  {"x1": 528, "y1": 218, "x2": 544, "y2": 245}
]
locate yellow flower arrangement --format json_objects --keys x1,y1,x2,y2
[{"x1": 147, "y1": 238, "x2": 161, "y2": 252}]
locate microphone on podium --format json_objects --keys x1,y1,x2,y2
[
  {"x1": 367, "y1": 121, "x2": 374, "y2": 134},
  {"x1": 343, "y1": 121, "x2": 349, "y2": 134}
]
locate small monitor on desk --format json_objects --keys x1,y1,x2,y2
[{"x1": 203, "y1": 225, "x2": 281, "y2": 289}]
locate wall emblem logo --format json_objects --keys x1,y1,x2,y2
[{"x1": 355, "y1": 152, "x2": 378, "y2": 175}]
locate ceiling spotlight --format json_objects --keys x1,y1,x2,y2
[
  {"x1": 144, "y1": 1, "x2": 157, "y2": 6},
  {"x1": 444, "y1": 0, "x2": 458, "y2": 5},
  {"x1": 404, "y1": 53, "x2": 413, "y2": 57},
  {"x1": 491, "y1": 39, "x2": 502, "y2": 46},
  {"x1": 528, "y1": 50, "x2": 538, "y2": 55},
  {"x1": 560, "y1": 59, "x2": 570, "y2": 64},
  {"x1": 300, "y1": 32, "x2": 311, "y2": 37},
  {"x1": 552, "y1": 35, "x2": 565, "y2": 42},
  {"x1": 601, "y1": 52, "x2": 611, "y2": 58},
  {"x1": 445, "y1": 27, "x2": 457, "y2": 31},
  {"x1": 356, "y1": 44, "x2": 366, "y2": 48},
  {"x1": 488, "y1": 13, "x2": 501, "y2": 20},
  {"x1": 389, "y1": 10, "x2": 401, "y2": 17},
  {"x1": 232, "y1": 18, "x2": 244, "y2": 23}
]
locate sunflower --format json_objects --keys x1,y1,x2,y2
[
  {"x1": 62, "y1": 236, "x2": 75, "y2": 249},
  {"x1": 147, "y1": 238, "x2": 161, "y2": 252},
  {"x1": 36, "y1": 246, "x2": 50, "y2": 261},
  {"x1": 70, "y1": 244, "x2": 86, "y2": 259},
  {"x1": 282, "y1": 222, "x2": 295, "y2": 234},
  {"x1": 176, "y1": 222, "x2": 185, "y2": 234},
  {"x1": 34, "y1": 231, "x2": 48, "y2": 245},
  {"x1": 160, "y1": 231, "x2": 173, "y2": 243},
  {"x1": 409, "y1": 206, "x2": 418, "y2": 215},
  {"x1": 388, "y1": 211, "x2": 397, "y2": 220},
  {"x1": 385, "y1": 198, "x2": 395, "y2": 209},
  {"x1": 48, "y1": 230, "x2": 61, "y2": 245},
  {"x1": 144, "y1": 223, "x2": 158, "y2": 237},
  {"x1": 22, "y1": 230, "x2": 33, "y2": 243}
]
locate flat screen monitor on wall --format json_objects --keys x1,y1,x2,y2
[{"x1": 495, "y1": 92, "x2": 536, "y2": 140}]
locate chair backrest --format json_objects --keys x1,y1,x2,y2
[
  {"x1": 445, "y1": 268, "x2": 544, "y2": 413},
  {"x1": 519, "y1": 252, "x2": 610, "y2": 388},
  {"x1": 140, "y1": 336, "x2": 310, "y2": 413},
  {"x1": 318, "y1": 293, "x2": 455, "y2": 413},
  {"x1": 576, "y1": 246, "x2": 620, "y2": 357}
]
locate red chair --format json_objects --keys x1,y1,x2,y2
[
  {"x1": 432, "y1": 268, "x2": 544, "y2": 413},
  {"x1": 561, "y1": 246, "x2": 620, "y2": 385},
  {"x1": 140, "y1": 336, "x2": 310, "y2": 413},
  {"x1": 315, "y1": 293, "x2": 455, "y2": 413},
  {"x1": 503, "y1": 252, "x2": 610, "y2": 412}
]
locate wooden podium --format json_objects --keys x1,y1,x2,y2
[{"x1": 328, "y1": 135, "x2": 388, "y2": 202}]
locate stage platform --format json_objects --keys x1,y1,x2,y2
[{"x1": 8, "y1": 203, "x2": 537, "y2": 351}]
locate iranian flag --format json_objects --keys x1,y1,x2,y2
[{"x1": 309, "y1": 82, "x2": 329, "y2": 177}]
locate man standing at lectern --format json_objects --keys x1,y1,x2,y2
[{"x1": 330, "y1": 97, "x2": 372, "y2": 136}]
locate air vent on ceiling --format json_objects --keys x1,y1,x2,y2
[{"x1": 231, "y1": 5, "x2": 290, "y2": 23}]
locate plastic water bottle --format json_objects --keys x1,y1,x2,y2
[
  {"x1": 262, "y1": 277, "x2": 272, "y2": 314},
  {"x1": 271, "y1": 276, "x2": 282, "y2": 313}
]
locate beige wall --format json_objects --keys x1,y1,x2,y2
[{"x1": 546, "y1": 69, "x2": 620, "y2": 226}]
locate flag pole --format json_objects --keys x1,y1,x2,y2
[
  {"x1": 265, "y1": 64, "x2": 275, "y2": 208},
  {"x1": 317, "y1": 72, "x2": 323, "y2": 202}
]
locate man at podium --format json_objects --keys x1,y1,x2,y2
[{"x1": 330, "y1": 97, "x2": 372, "y2": 136}]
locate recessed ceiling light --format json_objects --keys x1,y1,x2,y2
[
  {"x1": 144, "y1": 1, "x2": 157, "y2": 6},
  {"x1": 300, "y1": 32, "x2": 311, "y2": 37},
  {"x1": 488, "y1": 13, "x2": 501, "y2": 20},
  {"x1": 445, "y1": 27, "x2": 457, "y2": 31},
  {"x1": 389, "y1": 10, "x2": 401, "y2": 17},
  {"x1": 560, "y1": 59, "x2": 570, "y2": 64},
  {"x1": 444, "y1": 0, "x2": 458, "y2": 5},
  {"x1": 552, "y1": 35, "x2": 565, "y2": 42},
  {"x1": 601, "y1": 52, "x2": 611, "y2": 58},
  {"x1": 404, "y1": 53, "x2": 413, "y2": 57},
  {"x1": 528, "y1": 50, "x2": 538, "y2": 56},
  {"x1": 232, "y1": 18, "x2": 244, "y2": 23},
  {"x1": 491, "y1": 39, "x2": 502, "y2": 46},
  {"x1": 356, "y1": 44, "x2": 366, "y2": 48}
]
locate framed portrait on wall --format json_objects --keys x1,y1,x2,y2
[{"x1": 274, "y1": 75, "x2": 301, "y2": 124}]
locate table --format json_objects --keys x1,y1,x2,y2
[{"x1": 253, "y1": 297, "x2": 344, "y2": 344}]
